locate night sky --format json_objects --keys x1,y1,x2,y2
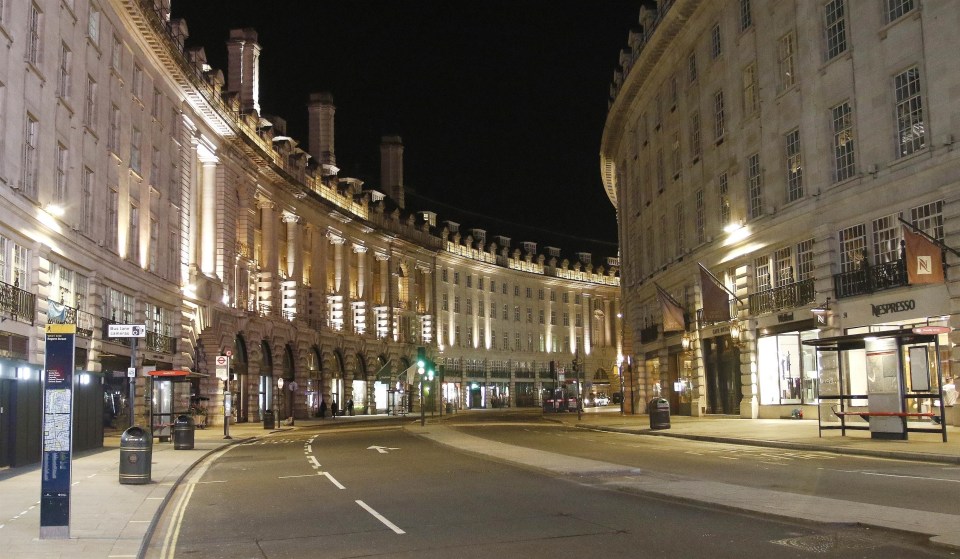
[{"x1": 170, "y1": 1, "x2": 641, "y2": 261}]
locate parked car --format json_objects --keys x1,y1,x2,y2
[{"x1": 595, "y1": 394, "x2": 610, "y2": 406}]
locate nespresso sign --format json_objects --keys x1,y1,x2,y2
[{"x1": 871, "y1": 299, "x2": 915, "y2": 317}]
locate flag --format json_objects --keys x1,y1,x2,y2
[
  {"x1": 699, "y1": 264, "x2": 731, "y2": 323},
  {"x1": 903, "y1": 226, "x2": 944, "y2": 284},
  {"x1": 655, "y1": 283, "x2": 686, "y2": 332}
]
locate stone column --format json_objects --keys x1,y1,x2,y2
[
  {"x1": 199, "y1": 156, "x2": 219, "y2": 276},
  {"x1": 284, "y1": 213, "x2": 302, "y2": 281}
]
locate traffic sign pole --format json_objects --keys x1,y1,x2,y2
[{"x1": 129, "y1": 337, "x2": 137, "y2": 428}]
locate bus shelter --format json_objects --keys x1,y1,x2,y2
[
  {"x1": 802, "y1": 329, "x2": 947, "y2": 442},
  {"x1": 148, "y1": 370, "x2": 192, "y2": 442}
]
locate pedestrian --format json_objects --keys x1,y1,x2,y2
[
  {"x1": 319, "y1": 400, "x2": 327, "y2": 419},
  {"x1": 346, "y1": 398, "x2": 354, "y2": 416},
  {"x1": 331, "y1": 399, "x2": 338, "y2": 419}
]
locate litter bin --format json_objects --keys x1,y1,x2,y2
[
  {"x1": 446, "y1": 402, "x2": 453, "y2": 414},
  {"x1": 173, "y1": 415, "x2": 195, "y2": 450},
  {"x1": 263, "y1": 409, "x2": 275, "y2": 429},
  {"x1": 119, "y1": 426, "x2": 152, "y2": 484},
  {"x1": 648, "y1": 398, "x2": 671, "y2": 430}
]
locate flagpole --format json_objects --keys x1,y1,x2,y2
[{"x1": 898, "y1": 217, "x2": 960, "y2": 257}]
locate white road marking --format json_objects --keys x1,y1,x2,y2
[
  {"x1": 322, "y1": 471, "x2": 345, "y2": 489},
  {"x1": 719, "y1": 456, "x2": 738, "y2": 460},
  {"x1": 356, "y1": 500, "x2": 405, "y2": 534},
  {"x1": 308, "y1": 456, "x2": 321, "y2": 469},
  {"x1": 368, "y1": 445, "x2": 399, "y2": 454},
  {"x1": 195, "y1": 480, "x2": 227, "y2": 484},
  {"x1": 278, "y1": 473, "x2": 320, "y2": 479},
  {"x1": 761, "y1": 462, "x2": 788, "y2": 466},
  {"x1": 819, "y1": 467, "x2": 960, "y2": 483},
  {"x1": 305, "y1": 444, "x2": 312, "y2": 453}
]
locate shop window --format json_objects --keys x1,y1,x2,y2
[{"x1": 758, "y1": 330, "x2": 819, "y2": 405}]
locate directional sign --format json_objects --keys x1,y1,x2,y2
[
  {"x1": 107, "y1": 324, "x2": 146, "y2": 338},
  {"x1": 215, "y1": 355, "x2": 229, "y2": 381},
  {"x1": 368, "y1": 446, "x2": 399, "y2": 454}
]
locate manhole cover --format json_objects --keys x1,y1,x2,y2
[{"x1": 772, "y1": 533, "x2": 880, "y2": 553}]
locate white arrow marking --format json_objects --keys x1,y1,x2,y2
[{"x1": 368, "y1": 445, "x2": 400, "y2": 454}]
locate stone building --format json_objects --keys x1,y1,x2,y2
[
  {"x1": 603, "y1": 0, "x2": 960, "y2": 426},
  {"x1": 0, "y1": 0, "x2": 624, "y2": 464}
]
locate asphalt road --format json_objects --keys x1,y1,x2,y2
[
  {"x1": 146, "y1": 418, "x2": 953, "y2": 558},
  {"x1": 451, "y1": 414, "x2": 960, "y2": 516}
]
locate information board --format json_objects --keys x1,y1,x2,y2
[{"x1": 41, "y1": 324, "x2": 76, "y2": 539}]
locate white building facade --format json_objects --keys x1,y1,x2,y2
[
  {"x1": 603, "y1": 0, "x2": 960, "y2": 424},
  {"x1": 0, "y1": 0, "x2": 624, "y2": 461}
]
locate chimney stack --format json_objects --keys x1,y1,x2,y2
[
  {"x1": 307, "y1": 92, "x2": 337, "y2": 176},
  {"x1": 380, "y1": 135, "x2": 404, "y2": 209},
  {"x1": 226, "y1": 28, "x2": 261, "y2": 115}
]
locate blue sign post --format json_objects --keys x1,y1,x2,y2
[{"x1": 40, "y1": 324, "x2": 76, "y2": 539}]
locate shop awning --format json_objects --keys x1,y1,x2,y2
[
  {"x1": 147, "y1": 369, "x2": 190, "y2": 377},
  {"x1": 801, "y1": 330, "x2": 937, "y2": 352}
]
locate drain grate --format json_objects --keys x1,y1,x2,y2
[{"x1": 772, "y1": 533, "x2": 881, "y2": 554}]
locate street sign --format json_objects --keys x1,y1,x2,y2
[
  {"x1": 107, "y1": 324, "x2": 146, "y2": 338},
  {"x1": 215, "y1": 355, "x2": 229, "y2": 381},
  {"x1": 127, "y1": 367, "x2": 136, "y2": 378},
  {"x1": 215, "y1": 355, "x2": 229, "y2": 367}
]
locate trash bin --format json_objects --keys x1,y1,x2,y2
[
  {"x1": 648, "y1": 398, "x2": 671, "y2": 430},
  {"x1": 173, "y1": 415, "x2": 195, "y2": 450},
  {"x1": 446, "y1": 402, "x2": 453, "y2": 414},
  {"x1": 263, "y1": 409, "x2": 275, "y2": 429},
  {"x1": 119, "y1": 426, "x2": 152, "y2": 484}
]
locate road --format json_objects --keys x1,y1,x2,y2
[
  {"x1": 453, "y1": 410, "x2": 960, "y2": 515},
  {"x1": 145, "y1": 413, "x2": 954, "y2": 558}
]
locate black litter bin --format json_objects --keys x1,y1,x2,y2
[
  {"x1": 119, "y1": 426, "x2": 152, "y2": 484},
  {"x1": 263, "y1": 409, "x2": 275, "y2": 429},
  {"x1": 173, "y1": 415, "x2": 195, "y2": 450},
  {"x1": 648, "y1": 398, "x2": 671, "y2": 430}
]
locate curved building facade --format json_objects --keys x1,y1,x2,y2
[
  {"x1": 603, "y1": 0, "x2": 960, "y2": 423},
  {"x1": 0, "y1": 0, "x2": 624, "y2": 462}
]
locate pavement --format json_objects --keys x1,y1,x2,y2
[{"x1": 0, "y1": 409, "x2": 957, "y2": 558}]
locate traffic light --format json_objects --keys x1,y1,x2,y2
[{"x1": 416, "y1": 345, "x2": 426, "y2": 375}]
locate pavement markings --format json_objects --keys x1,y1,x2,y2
[
  {"x1": 195, "y1": 480, "x2": 227, "y2": 484},
  {"x1": 356, "y1": 500, "x2": 405, "y2": 534},
  {"x1": 322, "y1": 471, "x2": 345, "y2": 489},
  {"x1": 278, "y1": 473, "x2": 320, "y2": 479},
  {"x1": 308, "y1": 456, "x2": 321, "y2": 469}
]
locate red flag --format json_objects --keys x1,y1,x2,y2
[
  {"x1": 655, "y1": 284, "x2": 686, "y2": 332},
  {"x1": 699, "y1": 264, "x2": 731, "y2": 323},
  {"x1": 903, "y1": 226, "x2": 944, "y2": 284}
]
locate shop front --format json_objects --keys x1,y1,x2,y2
[
  {"x1": 755, "y1": 317, "x2": 820, "y2": 419},
  {"x1": 700, "y1": 326, "x2": 741, "y2": 416},
  {"x1": 834, "y1": 284, "x2": 956, "y2": 427}
]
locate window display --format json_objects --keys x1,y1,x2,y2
[{"x1": 758, "y1": 330, "x2": 819, "y2": 405}]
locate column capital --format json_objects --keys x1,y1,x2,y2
[
  {"x1": 282, "y1": 212, "x2": 301, "y2": 224},
  {"x1": 374, "y1": 252, "x2": 390, "y2": 262},
  {"x1": 352, "y1": 243, "x2": 368, "y2": 254},
  {"x1": 326, "y1": 231, "x2": 345, "y2": 245},
  {"x1": 256, "y1": 198, "x2": 276, "y2": 211}
]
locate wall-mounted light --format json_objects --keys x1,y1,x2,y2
[
  {"x1": 729, "y1": 318, "x2": 743, "y2": 345},
  {"x1": 681, "y1": 331, "x2": 692, "y2": 351},
  {"x1": 810, "y1": 297, "x2": 832, "y2": 315}
]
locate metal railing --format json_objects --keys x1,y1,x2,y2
[
  {"x1": 748, "y1": 278, "x2": 816, "y2": 315},
  {"x1": 833, "y1": 260, "x2": 907, "y2": 299},
  {"x1": 639, "y1": 324, "x2": 659, "y2": 343},
  {"x1": 0, "y1": 281, "x2": 35, "y2": 325},
  {"x1": 144, "y1": 329, "x2": 177, "y2": 354},
  {"x1": 46, "y1": 300, "x2": 95, "y2": 337}
]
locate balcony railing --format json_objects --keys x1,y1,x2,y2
[
  {"x1": 47, "y1": 300, "x2": 96, "y2": 338},
  {"x1": 748, "y1": 278, "x2": 816, "y2": 315},
  {"x1": 833, "y1": 260, "x2": 907, "y2": 299},
  {"x1": 144, "y1": 329, "x2": 177, "y2": 354},
  {"x1": 0, "y1": 281, "x2": 35, "y2": 325}
]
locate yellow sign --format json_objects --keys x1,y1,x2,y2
[{"x1": 45, "y1": 324, "x2": 77, "y2": 335}]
